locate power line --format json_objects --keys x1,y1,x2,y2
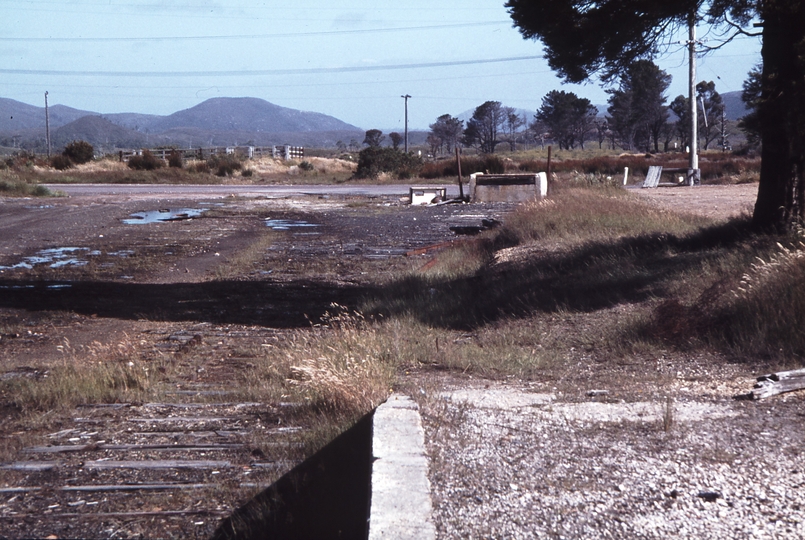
[
  {"x1": 1, "y1": 69, "x2": 556, "y2": 91},
  {"x1": 1, "y1": 21, "x2": 510, "y2": 42},
  {"x1": 0, "y1": 55, "x2": 543, "y2": 78}
]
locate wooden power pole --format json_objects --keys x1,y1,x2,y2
[
  {"x1": 45, "y1": 91, "x2": 51, "y2": 158},
  {"x1": 401, "y1": 94, "x2": 411, "y2": 153}
]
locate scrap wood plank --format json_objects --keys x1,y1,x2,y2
[
  {"x1": 127, "y1": 416, "x2": 248, "y2": 423},
  {"x1": 140, "y1": 402, "x2": 262, "y2": 409},
  {"x1": 0, "y1": 461, "x2": 58, "y2": 471},
  {"x1": 131, "y1": 430, "x2": 248, "y2": 437},
  {"x1": 84, "y1": 459, "x2": 232, "y2": 469},
  {"x1": 751, "y1": 368, "x2": 805, "y2": 399},
  {"x1": 60, "y1": 483, "x2": 218, "y2": 492},
  {"x1": 405, "y1": 241, "x2": 455, "y2": 257},
  {"x1": 0, "y1": 487, "x2": 41, "y2": 494},
  {"x1": 25, "y1": 443, "x2": 244, "y2": 453},
  {"x1": 29, "y1": 509, "x2": 229, "y2": 518},
  {"x1": 642, "y1": 166, "x2": 663, "y2": 188}
]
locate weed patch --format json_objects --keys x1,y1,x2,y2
[
  {"x1": 0, "y1": 178, "x2": 55, "y2": 197},
  {"x1": 1, "y1": 337, "x2": 165, "y2": 413}
]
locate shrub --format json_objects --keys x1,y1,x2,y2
[
  {"x1": 241, "y1": 168, "x2": 254, "y2": 177},
  {"x1": 50, "y1": 154, "x2": 73, "y2": 170},
  {"x1": 299, "y1": 160, "x2": 315, "y2": 171},
  {"x1": 188, "y1": 160, "x2": 210, "y2": 174},
  {"x1": 207, "y1": 153, "x2": 242, "y2": 176},
  {"x1": 353, "y1": 147, "x2": 423, "y2": 179},
  {"x1": 419, "y1": 155, "x2": 505, "y2": 179},
  {"x1": 167, "y1": 150, "x2": 183, "y2": 168},
  {"x1": 127, "y1": 150, "x2": 164, "y2": 171},
  {"x1": 62, "y1": 140, "x2": 94, "y2": 165}
]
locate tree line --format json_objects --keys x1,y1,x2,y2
[{"x1": 426, "y1": 59, "x2": 733, "y2": 156}]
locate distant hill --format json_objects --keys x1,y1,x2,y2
[
  {"x1": 150, "y1": 97, "x2": 360, "y2": 134},
  {"x1": 103, "y1": 112, "x2": 164, "y2": 132},
  {"x1": 0, "y1": 96, "x2": 363, "y2": 152},
  {"x1": 0, "y1": 98, "x2": 96, "y2": 132},
  {"x1": 721, "y1": 91, "x2": 748, "y2": 121},
  {"x1": 52, "y1": 116, "x2": 153, "y2": 153}
]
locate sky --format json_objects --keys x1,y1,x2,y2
[{"x1": 2, "y1": 0, "x2": 762, "y2": 131}]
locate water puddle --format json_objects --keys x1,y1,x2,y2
[
  {"x1": 264, "y1": 219, "x2": 320, "y2": 231},
  {"x1": 108, "y1": 250, "x2": 135, "y2": 257},
  {"x1": 124, "y1": 208, "x2": 208, "y2": 224},
  {"x1": 0, "y1": 247, "x2": 92, "y2": 270}
]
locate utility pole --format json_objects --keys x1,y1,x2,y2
[
  {"x1": 44, "y1": 91, "x2": 51, "y2": 158},
  {"x1": 401, "y1": 94, "x2": 411, "y2": 153},
  {"x1": 687, "y1": 13, "x2": 699, "y2": 185}
]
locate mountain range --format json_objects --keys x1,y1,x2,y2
[
  {"x1": 0, "y1": 97, "x2": 363, "y2": 153},
  {"x1": 2, "y1": 91, "x2": 748, "y2": 155}
]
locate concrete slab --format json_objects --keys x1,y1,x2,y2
[
  {"x1": 443, "y1": 388, "x2": 554, "y2": 409},
  {"x1": 369, "y1": 394, "x2": 436, "y2": 540}
]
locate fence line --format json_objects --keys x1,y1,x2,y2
[{"x1": 118, "y1": 145, "x2": 304, "y2": 163}]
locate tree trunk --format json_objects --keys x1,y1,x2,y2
[{"x1": 753, "y1": 1, "x2": 805, "y2": 232}]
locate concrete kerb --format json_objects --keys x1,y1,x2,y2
[{"x1": 369, "y1": 394, "x2": 436, "y2": 539}]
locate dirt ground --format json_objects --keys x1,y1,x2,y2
[
  {"x1": 0, "y1": 183, "x2": 766, "y2": 538},
  {"x1": 631, "y1": 183, "x2": 758, "y2": 220},
  {"x1": 0, "y1": 188, "x2": 512, "y2": 538}
]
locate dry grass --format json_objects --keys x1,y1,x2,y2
[
  {"x1": 1, "y1": 336, "x2": 166, "y2": 413},
  {"x1": 361, "y1": 182, "x2": 805, "y2": 379},
  {"x1": 235, "y1": 306, "x2": 396, "y2": 416},
  {"x1": 702, "y1": 238, "x2": 805, "y2": 359},
  {"x1": 0, "y1": 175, "x2": 56, "y2": 197},
  {"x1": 22, "y1": 155, "x2": 357, "y2": 185}
]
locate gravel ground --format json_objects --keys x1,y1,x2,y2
[{"x1": 421, "y1": 380, "x2": 805, "y2": 539}]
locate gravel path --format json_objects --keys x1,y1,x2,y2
[{"x1": 421, "y1": 382, "x2": 805, "y2": 539}]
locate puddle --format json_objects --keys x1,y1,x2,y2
[
  {"x1": 265, "y1": 219, "x2": 320, "y2": 231},
  {"x1": 124, "y1": 208, "x2": 208, "y2": 224},
  {"x1": 108, "y1": 250, "x2": 135, "y2": 257},
  {"x1": 0, "y1": 247, "x2": 93, "y2": 270}
]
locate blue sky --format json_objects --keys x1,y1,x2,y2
[{"x1": 2, "y1": 1, "x2": 761, "y2": 130}]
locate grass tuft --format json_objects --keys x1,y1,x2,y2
[{"x1": 2, "y1": 337, "x2": 164, "y2": 413}]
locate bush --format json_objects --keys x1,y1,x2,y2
[
  {"x1": 419, "y1": 155, "x2": 506, "y2": 179},
  {"x1": 353, "y1": 147, "x2": 423, "y2": 179},
  {"x1": 127, "y1": 150, "x2": 164, "y2": 171},
  {"x1": 188, "y1": 161, "x2": 210, "y2": 174},
  {"x1": 299, "y1": 160, "x2": 315, "y2": 171},
  {"x1": 207, "y1": 154, "x2": 242, "y2": 177},
  {"x1": 50, "y1": 154, "x2": 73, "y2": 170},
  {"x1": 62, "y1": 140, "x2": 94, "y2": 164},
  {"x1": 241, "y1": 168, "x2": 253, "y2": 177},
  {"x1": 168, "y1": 150, "x2": 183, "y2": 169}
]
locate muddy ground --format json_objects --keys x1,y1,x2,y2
[
  {"x1": 0, "y1": 188, "x2": 513, "y2": 538},
  {"x1": 0, "y1": 183, "x2": 766, "y2": 538}
]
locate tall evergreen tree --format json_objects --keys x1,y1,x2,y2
[
  {"x1": 536, "y1": 90, "x2": 597, "y2": 150},
  {"x1": 506, "y1": 0, "x2": 805, "y2": 231},
  {"x1": 463, "y1": 101, "x2": 505, "y2": 154},
  {"x1": 738, "y1": 64, "x2": 762, "y2": 148},
  {"x1": 429, "y1": 114, "x2": 464, "y2": 155}
]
